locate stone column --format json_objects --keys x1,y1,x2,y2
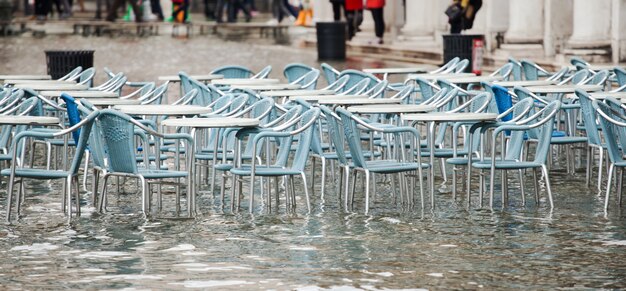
[
  {"x1": 506, "y1": 0, "x2": 544, "y2": 43},
  {"x1": 313, "y1": 0, "x2": 333, "y2": 22},
  {"x1": 611, "y1": 0, "x2": 626, "y2": 62},
  {"x1": 401, "y1": 0, "x2": 435, "y2": 36},
  {"x1": 543, "y1": 0, "x2": 573, "y2": 56},
  {"x1": 568, "y1": 0, "x2": 611, "y2": 48}
]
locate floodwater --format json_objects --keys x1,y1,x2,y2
[{"x1": 1, "y1": 35, "x2": 626, "y2": 290}]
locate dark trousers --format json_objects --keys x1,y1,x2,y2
[
  {"x1": 204, "y1": 0, "x2": 216, "y2": 18},
  {"x1": 370, "y1": 8, "x2": 384, "y2": 38},
  {"x1": 215, "y1": 0, "x2": 227, "y2": 22},
  {"x1": 106, "y1": 0, "x2": 142, "y2": 21},
  {"x1": 272, "y1": 0, "x2": 294, "y2": 22},
  {"x1": 449, "y1": 17, "x2": 463, "y2": 34},
  {"x1": 151, "y1": 0, "x2": 164, "y2": 20},
  {"x1": 172, "y1": 0, "x2": 189, "y2": 22},
  {"x1": 34, "y1": 0, "x2": 50, "y2": 16},
  {"x1": 331, "y1": 2, "x2": 342, "y2": 21},
  {"x1": 228, "y1": 0, "x2": 250, "y2": 22},
  {"x1": 344, "y1": 9, "x2": 362, "y2": 40},
  {"x1": 95, "y1": 0, "x2": 111, "y2": 19}
]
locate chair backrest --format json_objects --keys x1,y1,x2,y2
[
  {"x1": 325, "y1": 75, "x2": 350, "y2": 92},
  {"x1": 321, "y1": 63, "x2": 340, "y2": 85},
  {"x1": 58, "y1": 66, "x2": 82, "y2": 81},
  {"x1": 75, "y1": 67, "x2": 96, "y2": 86},
  {"x1": 292, "y1": 69, "x2": 320, "y2": 90},
  {"x1": 290, "y1": 108, "x2": 321, "y2": 172},
  {"x1": 210, "y1": 65, "x2": 253, "y2": 79},
  {"x1": 335, "y1": 107, "x2": 367, "y2": 168},
  {"x1": 575, "y1": 89, "x2": 602, "y2": 146},
  {"x1": 319, "y1": 105, "x2": 348, "y2": 164},
  {"x1": 60, "y1": 93, "x2": 82, "y2": 144},
  {"x1": 251, "y1": 65, "x2": 272, "y2": 79},
  {"x1": 337, "y1": 69, "x2": 380, "y2": 91},
  {"x1": 342, "y1": 78, "x2": 371, "y2": 95},
  {"x1": 364, "y1": 79, "x2": 388, "y2": 99},
  {"x1": 209, "y1": 94, "x2": 234, "y2": 113},
  {"x1": 614, "y1": 67, "x2": 626, "y2": 86},
  {"x1": 521, "y1": 59, "x2": 549, "y2": 81},
  {"x1": 284, "y1": 63, "x2": 313, "y2": 83},
  {"x1": 97, "y1": 109, "x2": 141, "y2": 174},
  {"x1": 562, "y1": 69, "x2": 591, "y2": 85},
  {"x1": 491, "y1": 85, "x2": 514, "y2": 121},
  {"x1": 412, "y1": 76, "x2": 439, "y2": 102},
  {"x1": 430, "y1": 57, "x2": 459, "y2": 74},
  {"x1": 530, "y1": 100, "x2": 562, "y2": 163},
  {"x1": 68, "y1": 111, "x2": 99, "y2": 175},
  {"x1": 570, "y1": 56, "x2": 590, "y2": 68},
  {"x1": 178, "y1": 71, "x2": 195, "y2": 94},
  {"x1": 546, "y1": 67, "x2": 570, "y2": 82},
  {"x1": 507, "y1": 57, "x2": 523, "y2": 81},
  {"x1": 453, "y1": 59, "x2": 470, "y2": 73},
  {"x1": 135, "y1": 82, "x2": 156, "y2": 100},
  {"x1": 490, "y1": 63, "x2": 514, "y2": 79},
  {"x1": 595, "y1": 100, "x2": 626, "y2": 164},
  {"x1": 390, "y1": 84, "x2": 414, "y2": 104},
  {"x1": 142, "y1": 82, "x2": 168, "y2": 105},
  {"x1": 588, "y1": 70, "x2": 610, "y2": 86}
]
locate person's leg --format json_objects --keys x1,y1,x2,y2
[
  {"x1": 332, "y1": 2, "x2": 340, "y2": 21},
  {"x1": 106, "y1": 0, "x2": 123, "y2": 21},
  {"x1": 283, "y1": 0, "x2": 297, "y2": 17},
  {"x1": 151, "y1": 0, "x2": 165, "y2": 20},
  {"x1": 215, "y1": 0, "x2": 225, "y2": 22},
  {"x1": 356, "y1": 9, "x2": 363, "y2": 31},
  {"x1": 449, "y1": 17, "x2": 462, "y2": 34},
  {"x1": 226, "y1": 0, "x2": 236, "y2": 22},
  {"x1": 371, "y1": 7, "x2": 384, "y2": 39},
  {"x1": 345, "y1": 10, "x2": 355, "y2": 40},
  {"x1": 127, "y1": 0, "x2": 142, "y2": 21}
]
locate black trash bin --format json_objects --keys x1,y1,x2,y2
[
  {"x1": 316, "y1": 21, "x2": 346, "y2": 61},
  {"x1": 45, "y1": 50, "x2": 94, "y2": 79},
  {"x1": 442, "y1": 34, "x2": 484, "y2": 74}
]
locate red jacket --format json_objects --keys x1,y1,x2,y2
[
  {"x1": 366, "y1": 0, "x2": 384, "y2": 9},
  {"x1": 345, "y1": 0, "x2": 363, "y2": 11}
]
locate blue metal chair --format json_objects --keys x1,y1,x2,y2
[
  {"x1": 430, "y1": 57, "x2": 460, "y2": 74},
  {"x1": 593, "y1": 100, "x2": 626, "y2": 210},
  {"x1": 336, "y1": 107, "x2": 429, "y2": 212},
  {"x1": 58, "y1": 66, "x2": 82, "y2": 81},
  {"x1": 472, "y1": 100, "x2": 561, "y2": 209},
  {"x1": 210, "y1": 65, "x2": 253, "y2": 79},
  {"x1": 3, "y1": 110, "x2": 99, "y2": 222},
  {"x1": 521, "y1": 59, "x2": 551, "y2": 80},
  {"x1": 570, "y1": 57, "x2": 590, "y2": 68},
  {"x1": 337, "y1": 69, "x2": 380, "y2": 91},
  {"x1": 289, "y1": 69, "x2": 320, "y2": 90},
  {"x1": 230, "y1": 107, "x2": 321, "y2": 213},
  {"x1": 321, "y1": 75, "x2": 350, "y2": 93},
  {"x1": 95, "y1": 109, "x2": 195, "y2": 217},
  {"x1": 284, "y1": 63, "x2": 313, "y2": 83},
  {"x1": 320, "y1": 63, "x2": 340, "y2": 85},
  {"x1": 575, "y1": 89, "x2": 606, "y2": 191},
  {"x1": 508, "y1": 57, "x2": 523, "y2": 81},
  {"x1": 251, "y1": 65, "x2": 272, "y2": 79}
]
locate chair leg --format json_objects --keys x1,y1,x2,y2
[
  {"x1": 364, "y1": 170, "x2": 371, "y2": 215},
  {"x1": 249, "y1": 172, "x2": 256, "y2": 213},
  {"x1": 300, "y1": 173, "x2": 311, "y2": 213},
  {"x1": 541, "y1": 165, "x2": 554, "y2": 209},
  {"x1": 91, "y1": 169, "x2": 99, "y2": 206},
  {"x1": 585, "y1": 146, "x2": 592, "y2": 188},
  {"x1": 311, "y1": 158, "x2": 316, "y2": 193},
  {"x1": 320, "y1": 157, "x2": 326, "y2": 200},
  {"x1": 518, "y1": 169, "x2": 525, "y2": 206},
  {"x1": 533, "y1": 168, "x2": 540, "y2": 205},
  {"x1": 598, "y1": 149, "x2": 604, "y2": 194},
  {"x1": 82, "y1": 151, "x2": 90, "y2": 192},
  {"x1": 605, "y1": 164, "x2": 614, "y2": 210},
  {"x1": 5, "y1": 174, "x2": 16, "y2": 222},
  {"x1": 99, "y1": 174, "x2": 110, "y2": 213},
  {"x1": 489, "y1": 168, "x2": 496, "y2": 209},
  {"x1": 501, "y1": 170, "x2": 508, "y2": 208},
  {"x1": 139, "y1": 176, "x2": 148, "y2": 217},
  {"x1": 73, "y1": 176, "x2": 81, "y2": 217},
  {"x1": 66, "y1": 177, "x2": 72, "y2": 221},
  {"x1": 343, "y1": 166, "x2": 350, "y2": 209},
  {"x1": 617, "y1": 168, "x2": 623, "y2": 207}
]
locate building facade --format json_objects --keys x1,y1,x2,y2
[{"x1": 313, "y1": 0, "x2": 626, "y2": 63}]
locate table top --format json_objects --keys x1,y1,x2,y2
[
  {"x1": 231, "y1": 83, "x2": 302, "y2": 91},
  {"x1": 260, "y1": 89, "x2": 335, "y2": 97},
  {"x1": 318, "y1": 98, "x2": 402, "y2": 106},
  {"x1": 588, "y1": 92, "x2": 626, "y2": 99},
  {"x1": 86, "y1": 98, "x2": 142, "y2": 106},
  {"x1": 569, "y1": 65, "x2": 620, "y2": 71},
  {"x1": 40, "y1": 90, "x2": 119, "y2": 98},
  {"x1": 158, "y1": 74, "x2": 224, "y2": 82},
  {"x1": 348, "y1": 104, "x2": 436, "y2": 114},
  {"x1": 0, "y1": 116, "x2": 60, "y2": 125},
  {"x1": 13, "y1": 83, "x2": 90, "y2": 91},
  {"x1": 526, "y1": 84, "x2": 603, "y2": 94},
  {"x1": 403, "y1": 112, "x2": 498, "y2": 122},
  {"x1": 407, "y1": 73, "x2": 476, "y2": 80},
  {"x1": 211, "y1": 78, "x2": 280, "y2": 86},
  {"x1": 445, "y1": 76, "x2": 504, "y2": 84},
  {"x1": 4, "y1": 79, "x2": 76, "y2": 85},
  {"x1": 289, "y1": 94, "x2": 368, "y2": 102},
  {"x1": 162, "y1": 117, "x2": 260, "y2": 128},
  {"x1": 363, "y1": 67, "x2": 428, "y2": 74},
  {"x1": 0, "y1": 74, "x2": 51, "y2": 80},
  {"x1": 114, "y1": 105, "x2": 212, "y2": 116},
  {"x1": 494, "y1": 80, "x2": 557, "y2": 87}
]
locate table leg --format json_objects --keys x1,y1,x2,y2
[{"x1": 429, "y1": 121, "x2": 435, "y2": 209}]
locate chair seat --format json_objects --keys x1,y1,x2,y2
[
  {"x1": 550, "y1": 136, "x2": 587, "y2": 144},
  {"x1": 230, "y1": 165, "x2": 302, "y2": 176},
  {"x1": 419, "y1": 148, "x2": 470, "y2": 158},
  {"x1": 316, "y1": 150, "x2": 381, "y2": 160},
  {"x1": 48, "y1": 139, "x2": 76, "y2": 146},
  {"x1": 1, "y1": 168, "x2": 70, "y2": 179},
  {"x1": 358, "y1": 160, "x2": 429, "y2": 173},
  {"x1": 138, "y1": 169, "x2": 189, "y2": 179},
  {"x1": 472, "y1": 159, "x2": 542, "y2": 170}
]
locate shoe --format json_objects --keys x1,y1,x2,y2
[
  {"x1": 378, "y1": 38, "x2": 384, "y2": 45},
  {"x1": 266, "y1": 19, "x2": 278, "y2": 25}
]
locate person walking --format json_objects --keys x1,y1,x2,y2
[
  {"x1": 329, "y1": 0, "x2": 344, "y2": 21},
  {"x1": 366, "y1": 0, "x2": 384, "y2": 44},
  {"x1": 344, "y1": 0, "x2": 363, "y2": 40},
  {"x1": 106, "y1": 0, "x2": 142, "y2": 22},
  {"x1": 447, "y1": 0, "x2": 482, "y2": 34}
]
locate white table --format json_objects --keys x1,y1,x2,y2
[
  {"x1": 445, "y1": 76, "x2": 504, "y2": 84},
  {"x1": 162, "y1": 117, "x2": 260, "y2": 211},
  {"x1": 318, "y1": 98, "x2": 402, "y2": 106},
  {"x1": 0, "y1": 116, "x2": 60, "y2": 125},
  {"x1": 363, "y1": 67, "x2": 428, "y2": 80},
  {"x1": 402, "y1": 112, "x2": 498, "y2": 208},
  {"x1": 348, "y1": 104, "x2": 435, "y2": 114},
  {"x1": 289, "y1": 94, "x2": 367, "y2": 102},
  {"x1": 158, "y1": 74, "x2": 224, "y2": 82},
  {"x1": 4, "y1": 79, "x2": 76, "y2": 85},
  {"x1": 114, "y1": 105, "x2": 212, "y2": 116},
  {"x1": 0, "y1": 74, "x2": 51, "y2": 81},
  {"x1": 260, "y1": 89, "x2": 335, "y2": 97},
  {"x1": 230, "y1": 83, "x2": 301, "y2": 91},
  {"x1": 589, "y1": 92, "x2": 626, "y2": 99},
  {"x1": 13, "y1": 83, "x2": 89, "y2": 91},
  {"x1": 40, "y1": 90, "x2": 119, "y2": 98},
  {"x1": 407, "y1": 73, "x2": 476, "y2": 80},
  {"x1": 526, "y1": 85, "x2": 603, "y2": 94},
  {"x1": 494, "y1": 80, "x2": 557, "y2": 87},
  {"x1": 212, "y1": 78, "x2": 280, "y2": 86},
  {"x1": 85, "y1": 98, "x2": 141, "y2": 107}
]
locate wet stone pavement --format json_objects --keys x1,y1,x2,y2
[{"x1": 0, "y1": 35, "x2": 625, "y2": 290}]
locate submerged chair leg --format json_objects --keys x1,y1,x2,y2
[
  {"x1": 6, "y1": 174, "x2": 16, "y2": 222},
  {"x1": 518, "y1": 169, "x2": 525, "y2": 206},
  {"x1": 300, "y1": 172, "x2": 311, "y2": 213},
  {"x1": 598, "y1": 149, "x2": 605, "y2": 194},
  {"x1": 605, "y1": 164, "x2": 615, "y2": 210},
  {"x1": 541, "y1": 165, "x2": 554, "y2": 209},
  {"x1": 99, "y1": 175, "x2": 110, "y2": 213},
  {"x1": 533, "y1": 168, "x2": 540, "y2": 205},
  {"x1": 364, "y1": 170, "x2": 371, "y2": 215},
  {"x1": 585, "y1": 147, "x2": 592, "y2": 188},
  {"x1": 249, "y1": 172, "x2": 256, "y2": 213},
  {"x1": 320, "y1": 157, "x2": 327, "y2": 200}
]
